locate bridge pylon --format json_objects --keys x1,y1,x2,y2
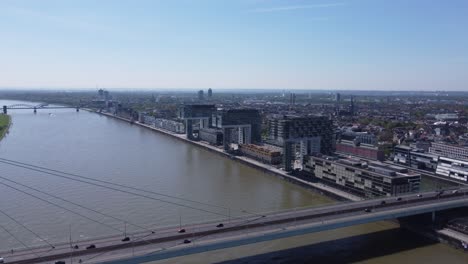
[
  {"x1": 2, "y1": 106, "x2": 6, "y2": 114},
  {"x1": 33, "y1": 107, "x2": 37, "y2": 114}
]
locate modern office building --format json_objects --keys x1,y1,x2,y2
[
  {"x1": 429, "y1": 143, "x2": 468, "y2": 161},
  {"x1": 268, "y1": 115, "x2": 334, "y2": 171},
  {"x1": 239, "y1": 144, "x2": 282, "y2": 165},
  {"x1": 306, "y1": 155, "x2": 421, "y2": 198},
  {"x1": 336, "y1": 140, "x2": 384, "y2": 161},
  {"x1": 393, "y1": 145, "x2": 439, "y2": 171},
  {"x1": 178, "y1": 104, "x2": 216, "y2": 139},
  {"x1": 199, "y1": 128, "x2": 223, "y2": 145},
  {"x1": 212, "y1": 109, "x2": 262, "y2": 149},
  {"x1": 435, "y1": 157, "x2": 468, "y2": 182}
]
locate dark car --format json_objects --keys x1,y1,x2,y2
[
  {"x1": 183, "y1": 239, "x2": 191, "y2": 244},
  {"x1": 380, "y1": 200, "x2": 386, "y2": 205},
  {"x1": 178, "y1": 228, "x2": 186, "y2": 233},
  {"x1": 86, "y1": 244, "x2": 96, "y2": 249},
  {"x1": 364, "y1": 208, "x2": 372, "y2": 213},
  {"x1": 216, "y1": 223, "x2": 224, "y2": 228},
  {"x1": 396, "y1": 197, "x2": 402, "y2": 201},
  {"x1": 121, "y1": 237, "x2": 130, "y2": 242},
  {"x1": 55, "y1": 261, "x2": 66, "y2": 264}
]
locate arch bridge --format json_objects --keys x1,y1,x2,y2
[{"x1": 3, "y1": 103, "x2": 82, "y2": 114}]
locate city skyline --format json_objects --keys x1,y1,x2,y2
[{"x1": 1, "y1": 0, "x2": 468, "y2": 90}]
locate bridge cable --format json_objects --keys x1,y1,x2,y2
[
  {"x1": 0, "y1": 180, "x2": 124, "y2": 233},
  {"x1": 0, "y1": 175, "x2": 156, "y2": 234},
  {"x1": 0, "y1": 208, "x2": 55, "y2": 249},
  {"x1": 0, "y1": 157, "x2": 228, "y2": 210},
  {"x1": 0, "y1": 159, "x2": 232, "y2": 219},
  {"x1": 0, "y1": 222, "x2": 40, "y2": 257}
]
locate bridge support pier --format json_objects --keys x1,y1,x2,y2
[
  {"x1": 432, "y1": 211, "x2": 436, "y2": 223},
  {"x1": 2, "y1": 106, "x2": 6, "y2": 114},
  {"x1": 33, "y1": 107, "x2": 37, "y2": 114},
  {"x1": 76, "y1": 107, "x2": 80, "y2": 112}
]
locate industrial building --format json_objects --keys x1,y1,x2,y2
[
  {"x1": 305, "y1": 155, "x2": 421, "y2": 198},
  {"x1": 238, "y1": 144, "x2": 282, "y2": 165}
]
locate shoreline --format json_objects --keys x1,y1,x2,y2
[
  {"x1": 90, "y1": 110, "x2": 362, "y2": 202},
  {"x1": 0, "y1": 114, "x2": 11, "y2": 142}
]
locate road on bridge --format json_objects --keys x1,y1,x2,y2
[{"x1": 2, "y1": 187, "x2": 468, "y2": 264}]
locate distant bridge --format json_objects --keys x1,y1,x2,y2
[
  {"x1": 2, "y1": 103, "x2": 81, "y2": 114},
  {"x1": 4, "y1": 187, "x2": 468, "y2": 264}
]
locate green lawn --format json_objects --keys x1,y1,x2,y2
[{"x1": 0, "y1": 114, "x2": 11, "y2": 141}]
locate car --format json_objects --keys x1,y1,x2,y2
[
  {"x1": 396, "y1": 197, "x2": 402, "y2": 201},
  {"x1": 0, "y1": 257, "x2": 4, "y2": 264},
  {"x1": 380, "y1": 201, "x2": 386, "y2": 205},
  {"x1": 417, "y1": 194, "x2": 423, "y2": 197},
  {"x1": 452, "y1": 190, "x2": 459, "y2": 194},
  {"x1": 364, "y1": 208, "x2": 372, "y2": 213},
  {"x1": 86, "y1": 244, "x2": 96, "y2": 249},
  {"x1": 216, "y1": 223, "x2": 224, "y2": 228},
  {"x1": 121, "y1": 237, "x2": 130, "y2": 242},
  {"x1": 178, "y1": 228, "x2": 186, "y2": 233},
  {"x1": 183, "y1": 239, "x2": 191, "y2": 244},
  {"x1": 55, "y1": 261, "x2": 66, "y2": 264}
]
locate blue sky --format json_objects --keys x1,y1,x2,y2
[{"x1": 1, "y1": 0, "x2": 467, "y2": 90}]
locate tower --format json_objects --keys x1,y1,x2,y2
[{"x1": 208, "y1": 88, "x2": 213, "y2": 98}]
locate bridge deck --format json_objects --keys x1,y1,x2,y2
[{"x1": 3, "y1": 188, "x2": 468, "y2": 264}]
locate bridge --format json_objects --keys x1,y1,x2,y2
[
  {"x1": 2, "y1": 104, "x2": 81, "y2": 114},
  {"x1": 3, "y1": 187, "x2": 468, "y2": 264}
]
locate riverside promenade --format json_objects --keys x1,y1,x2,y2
[{"x1": 94, "y1": 111, "x2": 362, "y2": 202}]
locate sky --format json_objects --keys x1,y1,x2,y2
[{"x1": 0, "y1": 0, "x2": 467, "y2": 91}]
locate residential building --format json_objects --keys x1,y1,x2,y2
[{"x1": 239, "y1": 144, "x2": 282, "y2": 165}]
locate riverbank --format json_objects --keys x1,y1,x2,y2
[
  {"x1": 92, "y1": 110, "x2": 361, "y2": 202},
  {"x1": 0, "y1": 114, "x2": 11, "y2": 142}
]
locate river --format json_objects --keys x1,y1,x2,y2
[{"x1": 0, "y1": 99, "x2": 466, "y2": 263}]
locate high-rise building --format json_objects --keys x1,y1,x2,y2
[
  {"x1": 207, "y1": 88, "x2": 213, "y2": 98},
  {"x1": 289, "y1": 93, "x2": 296, "y2": 105},
  {"x1": 268, "y1": 115, "x2": 334, "y2": 171},
  {"x1": 178, "y1": 104, "x2": 216, "y2": 139},
  {"x1": 212, "y1": 109, "x2": 262, "y2": 149},
  {"x1": 197, "y1": 90, "x2": 204, "y2": 100},
  {"x1": 335, "y1": 93, "x2": 341, "y2": 102}
]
